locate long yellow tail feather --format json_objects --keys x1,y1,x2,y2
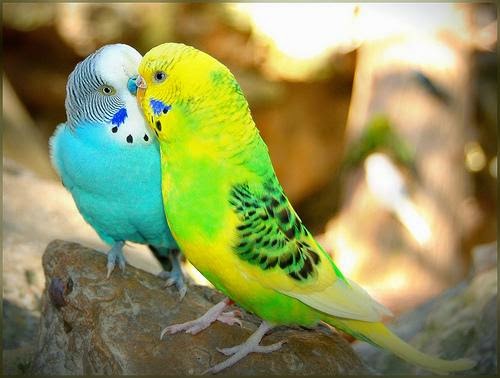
[{"x1": 324, "y1": 317, "x2": 476, "y2": 374}]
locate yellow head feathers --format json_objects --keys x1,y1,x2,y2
[
  {"x1": 138, "y1": 43, "x2": 222, "y2": 101},
  {"x1": 136, "y1": 42, "x2": 252, "y2": 143}
]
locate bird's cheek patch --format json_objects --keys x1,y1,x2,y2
[
  {"x1": 111, "y1": 107, "x2": 128, "y2": 129},
  {"x1": 150, "y1": 98, "x2": 171, "y2": 116}
]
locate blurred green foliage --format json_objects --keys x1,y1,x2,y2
[{"x1": 343, "y1": 114, "x2": 415, "y2": 170}]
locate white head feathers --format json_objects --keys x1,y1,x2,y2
[{"x1": 65, "y1": 43, "x2": 152, "y2": 146}]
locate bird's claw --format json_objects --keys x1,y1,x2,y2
[
  {"x1": 158, "y1": 270, "x2": 188, "y2": 300},
  {"x1": 163, "y1": 277, "x2": 176, "y2": 287},
  {"x1": 106, "y1": 263, "x2": 114, "y2": 279},
  {"x1": 160, "y1": 323, "x2": 187, "y2": 339},
  {"x1": 217, "y1": 310, "x2": 243, "y2": 327},
  {"x1": 106, "y1": 242, "x2": 127, "y2": 278},
  {"x1": 178, "y1": 285, "x2": 188, "y2": 301},
  {"x1": 160, "y1": 309, "x2": 241, "y2": 337},
  {"x1": 202, "y1": 339, "x2": 285, "y2": 374},
  {"x1": 202, "y1": 321, "x2": 279, "y2": 374},
  {"x1": 160, "y1": 316, "x2": 214, "y2": 338},
  {"x1": 160, "y1": 298, "x2": 240, "y2": 340},
  {"x1": 216, "y1": 340, "x2": 286, "y2": 356},
  {"x1": 203, "y1": 340, "x2": 285, "y2": 374}
]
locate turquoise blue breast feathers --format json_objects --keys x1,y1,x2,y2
[{"x1": 50, "y1": 44, "x2": 186, "y2": 298}]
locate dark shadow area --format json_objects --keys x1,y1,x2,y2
[{"x1": 3, "y1": 299, "x2": 41, "y2": 349}]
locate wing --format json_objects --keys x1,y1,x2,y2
[
  {"x1": 229, "y1": 179, "x2": 329, "y2": 283},
  {"x1": 229, "y1": 177, "x2": 392, "y2": 322}
]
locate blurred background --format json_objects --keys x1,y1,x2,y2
[{"x1": 2, "y1": 2, "x2": 497, "y2": 373}]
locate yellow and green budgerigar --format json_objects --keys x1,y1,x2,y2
[{"x1": 135, "y1": 42, "x2": 476, "y2": 374}]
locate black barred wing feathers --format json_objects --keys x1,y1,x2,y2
[
  {"x1": 229, "y1": 179, "x2": 323, "y2": 283},
  {"x1": 228, "y1": 178, "x2": 392, "y2": 322}
]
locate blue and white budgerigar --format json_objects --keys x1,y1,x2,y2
[{"x1": 50, "y1": 44, "x2": 186, "y2": 297}]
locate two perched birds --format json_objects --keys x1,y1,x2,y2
[{"x1": 50, "y1": 43, "x2": 475, "y2": 374}]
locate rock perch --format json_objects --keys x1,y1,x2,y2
[{"x1": 31, "y1": 240, "x2": 368, "y2": 375}]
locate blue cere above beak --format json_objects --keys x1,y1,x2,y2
[{"x1": 127, "y1": 76, "x2": 138, "y2": 96}]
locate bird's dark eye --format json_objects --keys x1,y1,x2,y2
[
  {"x1": 99, "y1": 85, "x2": 116, "y2": 96},
  {"x1": 153, "y1": 71, "x2": 167, "y2": 83}
]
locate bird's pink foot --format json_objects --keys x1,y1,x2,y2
[
  {"x1": 203, "y1": 321, "x2": 285, "y2": 374},
  {"x1": 160, "y1": 298, "x2": 241, "y2": 339},
  {"x1": 215, "y1": 310, "x2": 242, "y2": 327},
  {"x1": 216, "y1": 339, "x2": 284, "y2": 356}
]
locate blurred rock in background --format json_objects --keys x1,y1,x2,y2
[
  {"x1": 3, "y1": 76, "x2": 56, "y2": 179},
  {"x1": 354, "y1": 241, "x2": 497, "y2": 375},
  {"x1": 315, "y1": 2, "x2": 497, "y2": 314},
  {"x1": 2, "y1": 2, "x2": 497, "y2": 374}
]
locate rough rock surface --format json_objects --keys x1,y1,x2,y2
[
  {"x1": 31, "y1": 240, "x2": 368, "y2": 375},
  {"x1": 353, "y1": 242, "x2": 497, "y2": 375}
]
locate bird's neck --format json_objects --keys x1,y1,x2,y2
[
  {"x1": 157, "y1": 106, "x2": 274, "y2": 254},
  {"x1": 164, "y1": 100, "x2": 261, "y2": 165}
]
